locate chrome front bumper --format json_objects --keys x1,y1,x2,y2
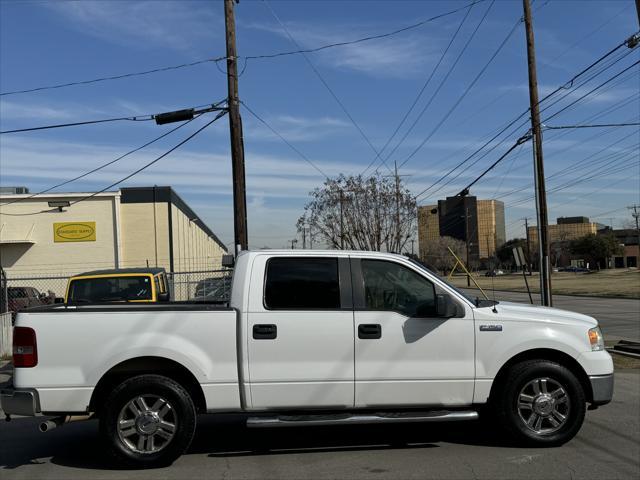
[
  {"x1": 0, "y1": 388, "x2": 40, "y2": 416},
  {"x1": 589, "y1": 373, "x2": 614, "y2": 406}
]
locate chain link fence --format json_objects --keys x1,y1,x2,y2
[{"x1": 0, "y1": 269, "x2": 233, "y2": 317}]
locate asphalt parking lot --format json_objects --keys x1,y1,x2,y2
[{"x1": 0, "y1": 368, "x2": 638, "y2": 480}]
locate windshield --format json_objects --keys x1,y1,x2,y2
[
  {"x1": 407, "y1": 258, "x2": 480, "y2": 305},
  {"x1": 68, "y1": 276, "x2": 153, "y2": 303}
]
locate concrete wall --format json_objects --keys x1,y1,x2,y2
[
  {"x1": 0, "y1": 193, "x2": 120, "y2": 276},
  {"x1": 120, "y1": 202, "x2": 171, "y2": 270},
  {"x1": 170, "y1": 204, "x2": 225, "y2": 272}
]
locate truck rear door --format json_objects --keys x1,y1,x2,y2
[{"x1": 245, "y1": 255, "x2": 354, "y2": 409}]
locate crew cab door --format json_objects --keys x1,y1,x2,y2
[
  {"x1": 352, "y1": 257, "x2": 475, "y2": 407},
  {"x1": 246, "y1": 255, "x2": 354, "y2": 409}
]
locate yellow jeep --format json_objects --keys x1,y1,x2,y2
[{"x1": 65, "y1": 268, "x2": 170, "y2": 304}]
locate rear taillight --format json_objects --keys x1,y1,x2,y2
[{"x1": 13, "y1": 327, "x2": 38, "y2": 368}]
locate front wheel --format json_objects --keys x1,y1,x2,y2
[
  {"x1": 493, "y1": 360, "x2": 586, "y2": 446},
  {"x1": 99, "y1": 374, "x2": 196, "y2": 467}
]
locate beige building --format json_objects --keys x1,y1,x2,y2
[
  {"x1": 417, "y1": 205, "x2": 439, "y2": 260},
  {"x1": 418, "y1": 198, "x2": 505, "y2": 261},
  {"x1": 477, "y1": 200, "x2": 506, "y2": 259},
  {"x1": 0, "y1": 186, "x2": 227, "y2": 277},
  {"x1": 527, "y1": 217, "x2": 599, "y2": 250}
]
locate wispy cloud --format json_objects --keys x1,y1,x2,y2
[
  {"x1": 247, "y1": 20, "x2": 438, "y2": 77},
  {"x1": 245, "y1": 114, "x2": 350, "y2": 142},
  {"x1": 45, "y1": 1, "x2": 218, "y2": 52}
]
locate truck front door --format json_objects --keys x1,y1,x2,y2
[
  {"x1": 246, "y1": 255, "x2": 354, "y2": 409},
  {"x1": 352, "y1": 257, "x2": 475, "y2": 407}
]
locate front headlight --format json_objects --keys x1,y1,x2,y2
[{"x1": 588, "y1": 326, "x2": 604, "y2": 351}]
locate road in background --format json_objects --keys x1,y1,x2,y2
[{"x1": 463, "y1": 289, "x2": 640, "y2": 341}]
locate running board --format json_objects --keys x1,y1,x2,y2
[{"x1": 246, "y1": 410, "x2": 478, "y2": 428}]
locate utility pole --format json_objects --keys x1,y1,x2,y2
[
  {"x1": 464, "y1": 206, "x2": 471, "y2": 287},
  {"x1": 302, "y1": 227, "x2": 307, "y2": 249},
  {"x1": 524, "y1": 217, "x2": 532, "y2": 275},
  {"x1": 628, "y1": 205, "x2": 640, "y2": 261},
  {"x1": 636, "y1": 0, "x2": 640, "y2": 27},
  {"x1": 523, "y1": 0, "x2": 552, "y2": 306},
  {"x1": 384, "y1": 161, "x2": 410, "y2": 253},
  {"x1": 224, "y1": 0, "x2": 248, "y2": 254},
  {"x1": 339, "y1": 189, "x2": 345, "y2": 249}
]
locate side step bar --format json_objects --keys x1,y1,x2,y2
[{"x1": 247, "y1": 410, "x2": 478, "y2": 428}]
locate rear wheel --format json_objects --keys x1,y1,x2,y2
[
  {"x1": 493, "y1": 360, "x2": 586, "y2": 446},
  {"x1": 99, "y1": 375, "x2": 196, "y2": 467}
]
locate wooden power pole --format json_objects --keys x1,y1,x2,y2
[
  {"x1": 523, "y1": 0, "x2": 552, "y2": 306},
  {"x1": 224, "y1": 0, "x2": 248, "y2": 253}
]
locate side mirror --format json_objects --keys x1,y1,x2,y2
[
  {"x1": 157, "y1": 292, "x2": 170, "y2": 302},
  {"x1": 436, "y1": 294, "x2": 459, "y2": 318}
]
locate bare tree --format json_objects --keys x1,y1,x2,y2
[
  {"x1": 422, "y1": 236, "x2": 466, "y2": 275},
  {"x1": 297, "y1": 174, "x2": 416, "y2": 252}
]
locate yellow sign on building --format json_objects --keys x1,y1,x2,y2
[{"x1": 53, "y1": 222, "x2": 96, "y2": 242}]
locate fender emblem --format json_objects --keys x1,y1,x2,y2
[{"x1": 480, "y1": 325, "x2": 503, "y2": 332}]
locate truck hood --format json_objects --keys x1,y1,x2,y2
[{"x1": 485, "y1": 301, "x2": 598, "y2": 328}]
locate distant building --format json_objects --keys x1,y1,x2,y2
[
  {"x1": 603, "y1": 228, "x2": 639, "y2": 268},
  {"x1": 527, "y1": 217, "x2": 601, "y2": 249},
  {"x1": 0, "y1": 186, "x2": 227, "y2": 277},
  {"x1": 417, "y1": 196, "x2": 505, "y2": 261}
]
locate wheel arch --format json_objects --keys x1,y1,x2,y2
[
  {"x1": 489, "y1": 348, "x2": 594, "y2": 403},
  {"x1": 89, "y1": 356, "x2": 207, "y2": 414}
]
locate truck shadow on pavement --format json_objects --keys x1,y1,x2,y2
[{"x1": 1, "y1": 414, "x2": 516, "y2": 471}]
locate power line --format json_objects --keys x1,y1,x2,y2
[
  {"x1": 240, "y1": 100, "x2": 329, "y2": 179},
  {"x1": 0, "y1": 111, "x2": 227, "y2": 216},
  {"x1": 359, "y1": 1, "x2": 476, "y2": 176},
  {"x1": 368, "y1": 0, "x2": 497, "y2": 175},
  {"x1": 0, "y1": 57, "x2": 227, "y2": 97},
  {"x1": 0, "y1": 101, "x2": 227, "y2": 135},
  {"x1": 0, "y1": 1, "x2": 483, "y2": 97},
  {"x1": 396, "y1": 6, "x2": 520, "y2": 170},
  {"x1": 414, "y1": 33, "x2": 638, "y2": 200},
  {"x1": 261, "y1": 0, "x2": 388, "y2": 173},
  {"x1": 543, "y1": 122, "x2": 640, "y2": 130},
  {"x1": 0, "y1": 108, "x2": 221, "y2": 207}
]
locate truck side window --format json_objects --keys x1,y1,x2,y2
[
  {"x1": 265, "y1": 257, "x2": 340, "y2": 309},
  {"x1": 361, "y1": 260, "x2": 436, "y2": 317}
]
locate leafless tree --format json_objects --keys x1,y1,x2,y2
[
  {"x1": 297, "y1": 174, "x2": 416, "y2": 252},
  {"x1": 422, "y1": 236, "x2": 466, "y2": 275}
]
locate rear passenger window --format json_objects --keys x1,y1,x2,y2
[{"x1": 265, "y1": 258, "x2": 340, "y2": 309}]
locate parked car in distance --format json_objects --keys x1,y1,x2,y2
[
  {"x1": 7, "y1": 287, "x2": 53, "y2": 318},
  {"x1": 65, "y1": 268, "x2": 170, "y2": 303},
  {"x1": 485, "y1": 269, "x2": 505, "y2": 277},
  {"x1": 193, "y1": 276, "x2": 232, "y2": 302},
  {"x1": 558, "y1": 266, "x2": 590, "y2": 273}
]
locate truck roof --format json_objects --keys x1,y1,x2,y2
[{"x1": 239, "y1": 249, "x2": 407, "y2": 260}]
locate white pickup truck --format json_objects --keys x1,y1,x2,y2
[{"x1": 2, "y1": 250, "x2": 613, "y2": 467}]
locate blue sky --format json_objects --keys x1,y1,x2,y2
[{"x1": 1, "y1": 0, "x2": 638, "y2": 250}]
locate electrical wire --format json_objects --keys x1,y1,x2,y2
[
  {"x1": 358, "y1": 1, "x2": 476, "y2": 176},
  {"x1": 0, "y1": 104, "x2": 226, "y2": 206},
  {"x1": 0, "y1": 57, "x2": 227, "y2": 97},
  {"x1": 240, "y1": 100, "x2": 329, "y2": 179},
  {"x1": 0, "y1": 100, "x2": 227, "y2": 135},
  {"x1": 415, "y1": 36, "x2": 639, "y2": 201},
  {"x1": 367, "y1": 0, "x2": 498, "y2": 175},
  {"x1": 396, "y1": 7, "x2": 521, "y2": 171},
  {"x1": 543, "y1": 122, "x2": 640, "y2": 130},
  {"x1": 0, "y1": 111, "x2": 227, "y2": 216},
  {"x1": 262, "y1": 0, "x2": 389, "y2": 173},
  {"x1": 0, "y1": 1, "x2": 483, "y2": 97}
]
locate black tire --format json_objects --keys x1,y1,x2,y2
[
  {"x1": 493, "y1": 360, "x2": 586, "y2": 447},
  {"x1": 99, "y1": 374, "x2": 196, "y2": 468}
]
